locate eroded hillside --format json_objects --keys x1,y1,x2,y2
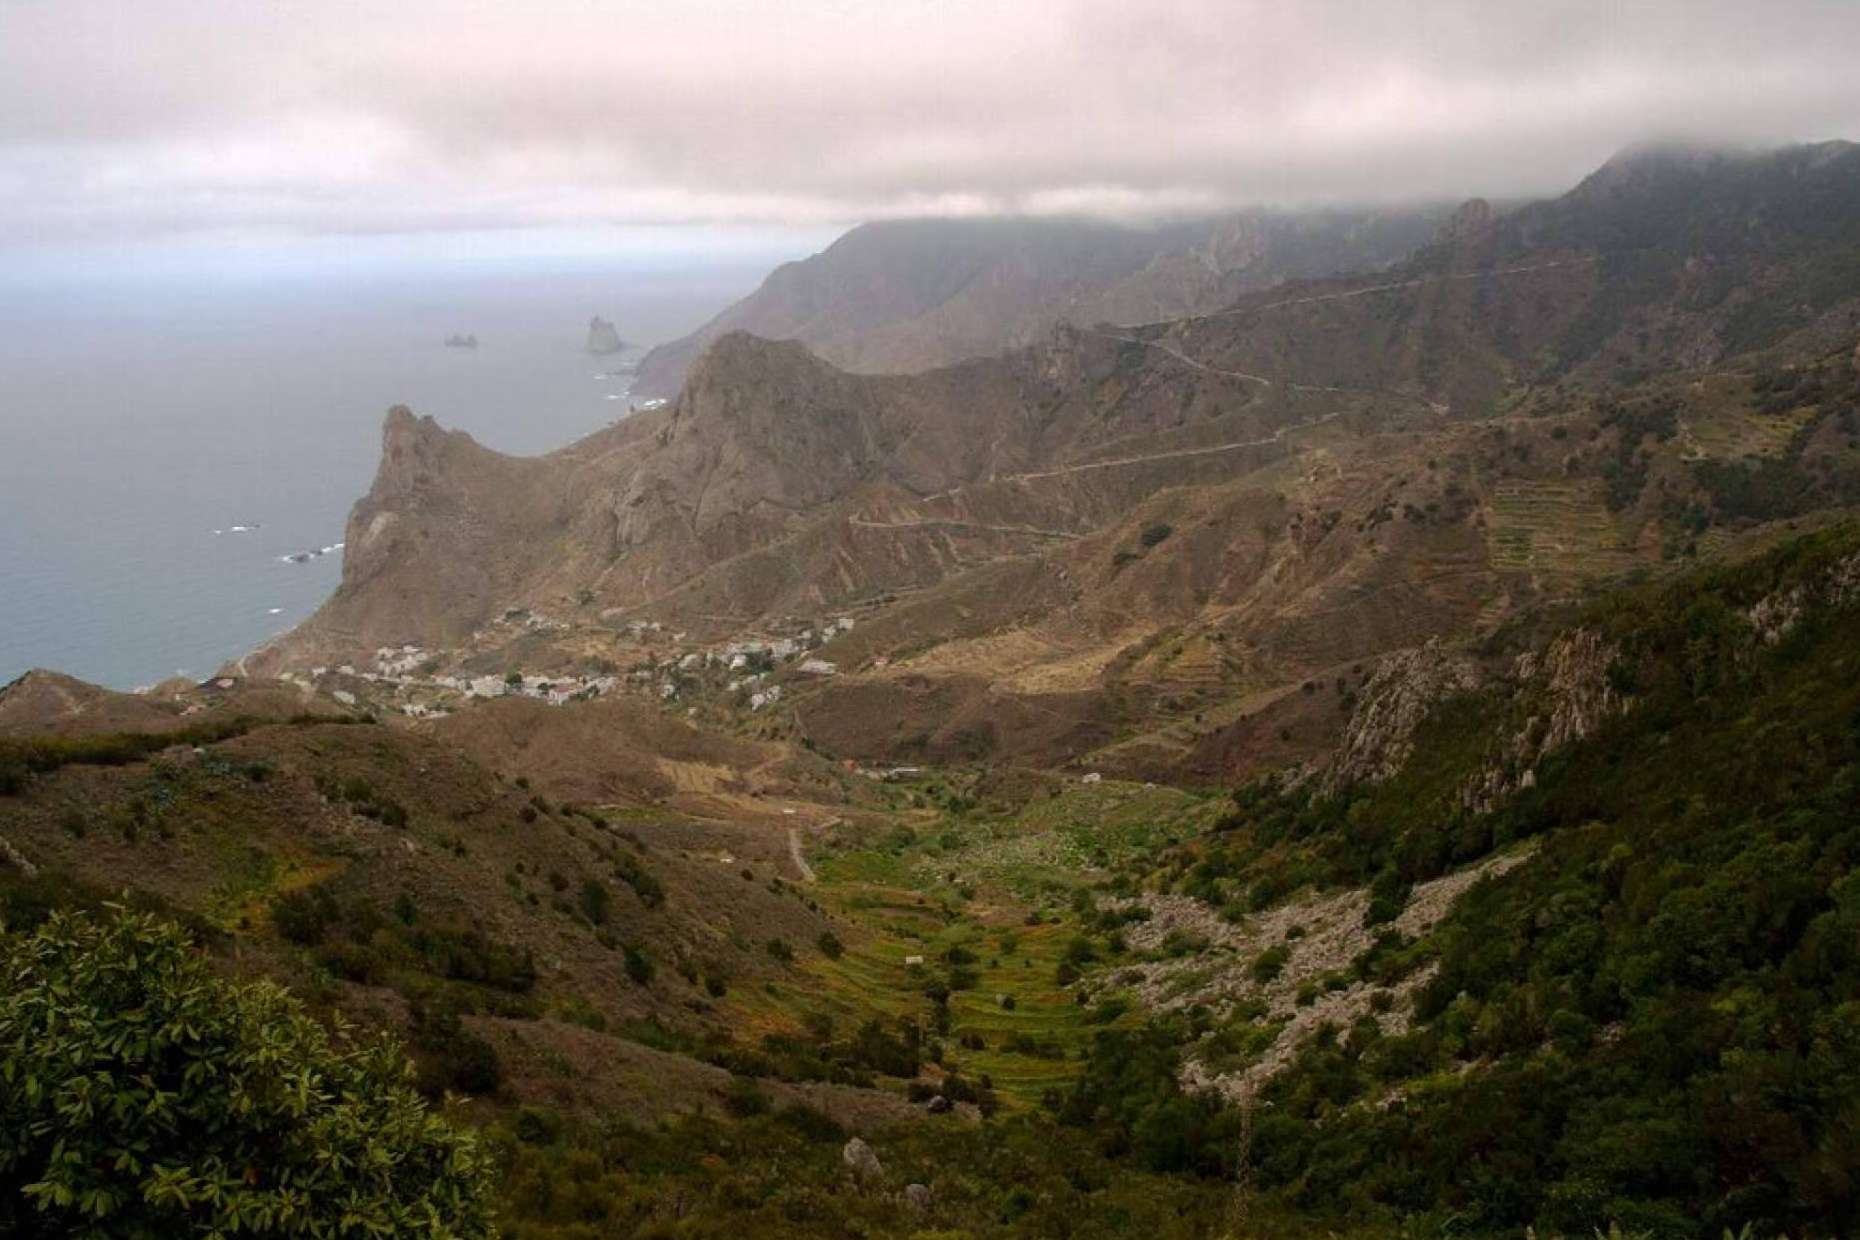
[{"x1": 245, "y1": 144, "x2": 1860, "y2": 788}]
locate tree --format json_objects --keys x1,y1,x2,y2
[{"x1": 0, "y1": 908, "x2": 495, "y2": 1237}]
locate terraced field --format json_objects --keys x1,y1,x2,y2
[
  {"x1": 720, "y1": 780, "x2": 1223, "y2": 1105},
  {"x1": 727, "y1": 896, "x2": 1103, "y2": 1106},
  {"x1": 1485, "y1": 479, "x2": 1637, "y2": 577},
  {"x1": 1682, "y1": 405, "x2": 1817, "y2": 459}
]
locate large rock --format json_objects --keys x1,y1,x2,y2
[
  {"x1": 842, "y1": 1136, "x2": 883, "y2": 1179},
  {"x1": 586, "y1": 316, "x2": 623, "y2": 354}
]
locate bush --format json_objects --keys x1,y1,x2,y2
[
  {"x1": 1139, "y1": 522, "x2": 1174, "y2": 547},
  {"x1": 615, "y1": 854, "x2": 666, "y2": 908},
  {"x1": 0, "y1": 909, "x2": 494, "y2": 1237},
  {"x1": 410, "y1": 1006, "x2": 502, "y2": 1098},
  {"x1": 722, "y1": 1076, "x2": 770, "y2": 1117},
  {"x1": 1250, "y1": 944, "x2": 1290, "y2": 984},
  {"x1": 271, "y1": 883, "x2": 338, "y2": 945},
  {"x1": 816, "y1": 930, "x2": 844, "y2": 959},
  {"x1": 578, "y1": 877, "x2": 613, "y2": 926},
  {"x1": 772, "y1": 1103, "x2": 846, "y2": 1143}
]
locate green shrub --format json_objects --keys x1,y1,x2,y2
[
  {"x1": 614, "y1": 854, "x2": 666, "y2": 908},
  {"x1": 410, "y1": 1006, "x2": 502, "y2": 1098},
  {"x1": 0, "y1": 909, "x2": 493, "y2": 1237},
  {"x1": 1250, "y1": 945, "x2": 1290, "y2": 984},
  {"x1": 578, "y1": 877, "x2": 613, "y2": 926},
  {"x1": 722, "y1": 1076, "x2": 770, "y2": 1117},
  {"x1": 271, "y1": 883, "x2": 338, "y2": 946}
]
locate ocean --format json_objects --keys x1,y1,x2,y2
[{"x1": 0, "y1": 241, "x2": 794, "y2": 690}]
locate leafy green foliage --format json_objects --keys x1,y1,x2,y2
[
  {"x1": 0, "y1": 909, "x2": 493, "y2": 1237},
  {"x1": 492, "y1": 1103, "x2": 1233, "y2": 1239},
  {"x1": 1053, "y1": 1021, "x2": 1239, "y2": 1176},
  {"x1": 1217, "y1": 525, "x2": 1860, "y2": 1236},
  {"x1": 611, "y1": 851, "x2": 664, "y2": 908},
  {"x1": 1597, "y1": 394, "x2": 1678, "y2": 511},
  {"x1": 0, "y1": 717, "x2": 259, "y2": 793}
]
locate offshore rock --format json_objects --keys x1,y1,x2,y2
[{"x1": 587, "y1": 316, "x2": 624, "y2": 354}]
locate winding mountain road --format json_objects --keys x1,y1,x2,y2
[
  {"x1": 848, "y1": 516, "x2": 1081, "y2": 539},
  {"x1": 1078, "y1": 257, "x2": 1597, "y2": 415},
  {"x1": 1083, "y1": 329, "x2": 1275, "y2": 385},
  {"x1": 918, "y1": 410, "x2": 1345, "y2": 504},
  {"x1": 788, "y1": 823, "x2": 829, "y2": 882},
  {"x1": 1186, "y1": 256, "x2": 1600, "y2": 325}
]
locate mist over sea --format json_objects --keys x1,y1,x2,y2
[{"x1": 0, "y1": 240, "x2": 789, "y2": 690}]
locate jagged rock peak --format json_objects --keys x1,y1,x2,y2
[
  {"x1": 1438, "y1": 197, "x2": 1495, "y2": 242},
  {"x1": 587, "y1": 316, "x2": 624, "y2": 354},
  {"x1": 381, "y1": 404, "x2": 450, "y2": 453},
  {"x1": 373, "y1": 406, "x2": 482, "y2": 497},
  {"x1": 679, "y1": 332, "x2": 836, "y2": 402},
  {"x1": 695, "y1": 330, "x2": 823, "y2": 369}
]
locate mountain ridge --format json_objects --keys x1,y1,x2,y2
[{"x1": 631, "y1": 207, "x2": 1454, "y2": 399}]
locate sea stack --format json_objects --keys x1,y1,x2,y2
[{"x1": 586, "y1": 316, "x2": 623, "y2": 354}]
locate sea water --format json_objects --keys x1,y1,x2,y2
[{"x1": 0, "y1": 240, "x2": 789, "y2": 689}]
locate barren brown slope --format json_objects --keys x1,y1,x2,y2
[
  {"x1": 631, "y1": 209, "x2": 1449, "y2": 399},
  {"x1": 254, "y1": 142, "x2": 1860, "y2": 781},
  {"x1": 260, "y1": 321, "x2": 1351, "y2": 666}
]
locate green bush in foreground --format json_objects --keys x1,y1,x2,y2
[{"x1": 0, "y1": 908, "x2": 495, "y2": 1238}]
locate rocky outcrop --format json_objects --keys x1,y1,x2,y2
[
  {"x1": 1746, "y1": 551, "x2": 1860, "y2": 644},
  {"x1": 1327, "y1": 640, "x2": 1480, "y2": 789},
  {"x1": 842, "y1": 1137, "x2": 883, "y2": 1179},
  {"x1": 586, "y1": 316, "x2": 623, "y2": 354},
  {"x1": 0, "y1": 833, "x2": 38, "y2": 878},
  {"x1": 1108, "y1": 848, "x2": 1534, "y2": 1104},
  {"x1": 1463, "y1": 627, "x2": 1626, "y2": 812}
]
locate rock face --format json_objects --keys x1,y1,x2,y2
[
  {"x1": 1746, "y1": 551, "x2": 1860, "y2": 643},
  {"x1": 1463, "y1": 627, "x2": 1627, "y2": 812},
  {"x1": 1328, "y1": 641, "x2": 1480, "y2": 789},
  {"x1": 586, "y1": 316, "x2": 623, "y2": 355},
  {"x1": 842, "y1": 1137, "x2": 883, "y2": 1179}
]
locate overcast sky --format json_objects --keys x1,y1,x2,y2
[{"x1": 4, "y1": 0, "x2": 1858, "y2": 250}]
